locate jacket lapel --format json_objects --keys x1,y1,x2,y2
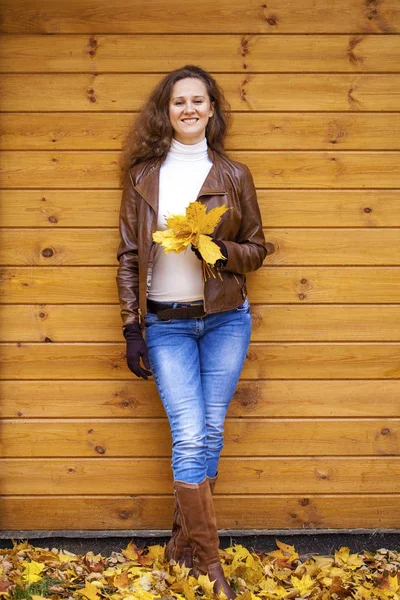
[{"x1": 133, "y1": 145, "x2": 226, "y2": 214}]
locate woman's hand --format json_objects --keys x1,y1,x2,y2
[{"x1": 123, "y1": 323, "x2": 152, "y2": 380}]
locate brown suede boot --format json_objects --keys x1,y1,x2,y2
[
  {"x1": 165, "y1": 474, "x2": 218, "y2": 567},
  {"x1": 165, "y1": 490, "x2": 193, "y2": 567},
  {"x1": 174, "y1": 477, "x2": 236, "y2": 599}
]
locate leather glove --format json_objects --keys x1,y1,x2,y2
[
  {"x1": 190, "y1": 236, "x2": 228, "y2": 269},
  {"x1": 123, "y1": 322, "x2": 152, "y2": 380}
]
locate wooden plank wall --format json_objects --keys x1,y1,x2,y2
[{"x1": 1, "y1": 0, "x2": 400, "y2": 531}]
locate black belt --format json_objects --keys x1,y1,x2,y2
[{"x1": 147, "y1": 299, "x2": 206, "y2": 320}]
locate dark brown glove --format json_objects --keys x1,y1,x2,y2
[
  {"x1": 123, "y1": 322, "x2": 152, "y2": 380},
  {"x1": 190, "y1": 237, "x2": 228, "y2": 269}
]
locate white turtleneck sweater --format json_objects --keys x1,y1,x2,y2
[{"x1": 147, "y1": 137, "x2": 213, "y2": 302}]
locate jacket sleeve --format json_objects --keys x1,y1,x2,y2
[
  {"x1": 220, "y1": 164, "x2": 268, "y2": 274},
  {"x1": 115, "y1": 168, "x2": 141, "y2": 329}
]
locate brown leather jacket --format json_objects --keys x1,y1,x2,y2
[{"x1": 116, "y1": 145, "x2": 268, "y2": 330}]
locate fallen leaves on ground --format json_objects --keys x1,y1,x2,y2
[{"x1": 0, "y1": 539, "x2": 399, "y2": 600}]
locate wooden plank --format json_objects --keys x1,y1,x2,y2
[
  {"x1": 2, "y1": 457, "x2": 400, "y2": 494},
  {"x1": 3, "y1": 304, "x2": 400, "y2": 342},
  {"x1": 2, "y1": 35, "x2": 400, "y2": 73},
  {"x1": 251, "y1": 305, "x2": 400, "y2": 341},
  {"x1": 1, "y1": 0, "x2": 398, "y2": 34},
  {"x1": 263, "y1": 229, "x2": 400, "y2": 266},
  {"x1": 2, "y1": 151, "x2": 400, "y2": 189},
  {"x1": 2, "y1": 380, "x2": 400, "y2": 419},
  {"x1": 1, "y1": 494, "x2": 400, "y2": 530},
  {"x1": 1, "y1": 75, "x2": 400, "y2": 112},
  {"x1": 1, "y1": 419, "x2": 399, "y2": 457},
  {"x1": 1, "y1": 267, "x2": 400, "y2": 303},
  {"x1": 3, "y1": 113, "x2": 400, "y2": 151},
  {"x1": 3, "y1": 228, "x2": 400, "y2": 266},
  {"x1": 1, "y1": 342, "x2": 400, "y2": 380},
  {"x1": 0, "y1": 189, "x2": 399, "y2": 227}
]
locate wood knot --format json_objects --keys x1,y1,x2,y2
[
  {"x1": 48, "y1": 216, "x2": 58, "y2": 223},
  {"x1": 41, "y1": 247, "x2": 54, "y2": 258},
  {"x1": 119, "y1": 510, "x2": 131, "y2": 520},
  {"x1": 95, "y1": 445, "x2": 106, "y2": 454},
  {"x1": 381, "y1": 428, "x2": 391, "y2": 436},
  {"x1": 363, "y1": 207, "x2": 372, "y2": 213},
  {"x1": 44, "y1": 337, "x2": 52, "y2": 343},
  {"x1": 300, "y1": 498, "x2": 310, "y2": 506}
]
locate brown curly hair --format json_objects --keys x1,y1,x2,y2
[{"x1": 118, "y1": 64, "x2": 232, "y2": 186}]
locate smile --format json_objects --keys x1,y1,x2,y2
[{"x1": 182, "y1": 118, "x2": 199, "y2": 124}]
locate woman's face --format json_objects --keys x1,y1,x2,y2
[{"x1": 169, "y1": 77, "x2": 214, "y2": 145}]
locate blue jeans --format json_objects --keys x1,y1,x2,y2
[{"x1": 144, "y1": 297, "x2": 252, "y2": 484}]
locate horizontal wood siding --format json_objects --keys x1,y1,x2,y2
[{"x1": 0, "y1": 0, "x2": 399, "y2": 532}]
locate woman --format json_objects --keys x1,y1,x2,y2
[{"x1": 116, "y1": 65, "x2": 267, "y2": 598}]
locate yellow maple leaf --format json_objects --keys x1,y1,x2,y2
[
  {"x1": 58, "y1": 552, "x2": 78, "y2": 563},
  {"x1": 198, "y1": 573, "x2": 217, "y2": 597},
  {"x1": 196, "y1": 233, "x2": 226, "y2": 265},
  {"x1": 290, "y1": 573, "x2": 316, "y2": 594},
  {"x1": 186, "y1": 202, "x2": 228, "y2": 235},
  {"x1": 75, "y1": 581, "x2": 101, "y2": 600},
  {"x1": 146, "y1": 545, "x2": 165, "y2": 563},
  {"x1": 181, "y1": 580, "x2": 196, "y2": 600},
  {"x1": 268, "y1": 539, "x2": 299, "y2": 566},
  {"x1": 152, "y1": 200, "x2": 230, "y2": 266},
  {"x1": 165, "y1": 214, "x2": 193, "y2": 235},
  {"x1": 388, "y1": 574, "x2": 400, "y2": 592},
  {"x1": 121, "y1": 540, "x2": 139, "y2": 562},
  {"x1": 21, "y1": 560, "x2": 45, "y2": 584},
  {"x1": 335, "y1": 547, "x2": 364, "y2": 570}
]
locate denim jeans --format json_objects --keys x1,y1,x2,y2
[{"x1": 144, "y1": 296, "x2": 252, "y2": 484}]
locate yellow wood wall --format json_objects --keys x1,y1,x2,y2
[{"x1": 1, "y1": 0, "x2": 400, "y2": 531}]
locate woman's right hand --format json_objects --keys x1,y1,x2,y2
[{"x1": 123, "y1": 323, "x2": 152, "y2": 380}]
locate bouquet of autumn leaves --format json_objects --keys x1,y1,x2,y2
[{"x1": 152, "y1": 200, "x2": 231, "y2": 281}]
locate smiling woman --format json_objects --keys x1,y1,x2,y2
[
  {"x1": 169, "y1": 79, "x2": 215, "y2": 144},
  {"x1": 116, "y1": 64, "x2": 267, "y2": 599}
]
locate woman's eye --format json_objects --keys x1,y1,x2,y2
[{"x1": 174, "y1": 100, "x2": 203, "y2": 106}]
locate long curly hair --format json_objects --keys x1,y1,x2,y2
[{"x1": 118, "y1": 64, "x2": 232, "y2": 186}]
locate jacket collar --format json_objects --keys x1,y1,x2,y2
[{"x1": 133, "y1": 144, "x2": 226, "y2": 213}]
